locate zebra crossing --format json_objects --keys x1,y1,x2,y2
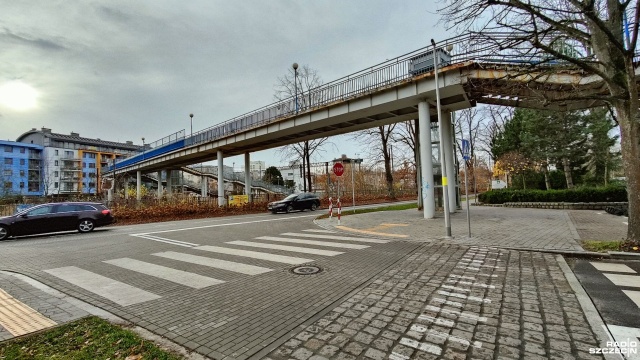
[{"x1": 43, "y1": 229, "x2": 391, "y2": 307}]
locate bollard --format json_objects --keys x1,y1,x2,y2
[
  {"x1": 337, "y1": 198, "x2": 342, "y2": 225},
  {"x1": 328, "y1": 197, "x2": 334, "y2": 219}
]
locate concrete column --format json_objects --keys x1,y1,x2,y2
[
  {"x1": 157, "y1": 171, "x2": 162, "y2": 198},
  {"x1": 166, "y1": 170, "x2": 173, "y2": 198},
  {"x1": 415, "y1": 118, "x2": 422, "y2": 210},
  {"x1": 244, "y1": 152, "x2": 252, "y2": 202},
  {"x1": 442, "y1": 112, "x2": 456, "y2": 213},
  {"x1": 419, "y1": 101, "x2": 435, "y2": 219},
  {"x1": 201, "y1": 175, "x2": 207, "y2": 197},
  {"x1": 217, "y1": 150, "x2": 225, "y2": 206},
  {"x1": 124, "y1": 175, "x2": 129, "y2": 200},
  {"x1": 136, "y1": 171, "x2": 142, "y2": 201}
]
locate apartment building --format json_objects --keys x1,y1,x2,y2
[
  {"x1": 0, "y1": 140, "x2": 43, "y2": 196},
  {"x1": 16, "y1": 128, "x2": 142, "y2": 195}
]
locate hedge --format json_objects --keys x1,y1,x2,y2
[{"x1": 478, "y1": 186, "x2": 627, "y2": 204}]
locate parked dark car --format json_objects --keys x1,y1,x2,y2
[
  {"x1": 268, "y1": 193, "x2": 321, "y2": 213},
  {"x1": 0, "y1": 202, "x2": 114, "y2": 241}
]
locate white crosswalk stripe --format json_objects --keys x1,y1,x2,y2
[
  {"x1": 255, "y1": 236, "x2": 369, "y2": 249},
  {"x1": 226, "y1": 241, "x2": 344, "y2": 256},
  {"x1": 104, "y1": 258, "x2": 224, "y2": 288},
  {"x1": 302, "y1": 229, "x2": 336, "y2": 233},
  {"x1": 153, "y1": 251, "x2": 272, "y2": 275},
  {"x1": 194, "y1": 245, "x2": 313, "y2": 265},
  {"x1": 44, "y1": 266, "x2": 161, "y2": 306},
  {"x1": 280, "y1": 232, "x2": 389, "y2": 244}
]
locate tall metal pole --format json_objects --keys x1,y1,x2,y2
[
  {"x1": 189, "y1": 113, "x2": 193, "y2": 138},
  {"x1": 293, "y1": 63, "x2": 299, "y2": 113},
  {"x1": 432, "y1": 39, "x2": 452, "y2": 238}
]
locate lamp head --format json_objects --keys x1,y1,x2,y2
[
  {"x1": 431, "y1": 39, "x2": 436, "y2": 46},
  {"x1": 292, "y1": 63, "x2": 298, "y2": 70},
  {"x1": 189, "y1": 113, "x2": 193, "y2": 119},
  {"x1": 446, "y1": 44, "x2": 454, "y2": 52}
]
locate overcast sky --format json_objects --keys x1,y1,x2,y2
[{"x1": 0, "y1": 1, "x2": 451, "y2": 167}]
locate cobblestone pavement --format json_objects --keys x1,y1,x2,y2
[
  {"x1": 566, "y1": 210, "x2": 628, "y2": 242},
  {"x1": 318, "y1": 205, "x2": 584, "y2": 251},
  {"x1": 266, "y1": 243, "x2": 604, "y2": 360}
]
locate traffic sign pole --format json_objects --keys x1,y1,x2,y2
[{"x1": 462, "y1": 139, "x2": 471, "y2": 238}]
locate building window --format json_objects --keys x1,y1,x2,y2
[
  {"x1": 19, "y1": 182, "x2": 24, "y2": 188},
  {"x1": 4, "y1": 146, "x2": 12, "y2": 153},
  {"x1": 4, "y1": 158, "x2": 12, "y2": 165},
  {"x1": 54, "y1": 160, "x2": 59, "y2": 166},
  {"x1": 88, "y1": 163, "x2": 96, "y2": 169},
  {"x1": 4, "y1": 182, "x2": 11, "y2": 189},
  {"x1": 20, "y1": 170, "x2": 25, "y2": 177},
  {"x1": 20, "y1": 159, "x2": 25, "y2": 165},
  {"x1": 55, "y1": 150, "x2": 59, "y2": 156},
  {"x1": 83, "y1": 162, "x2": 87, "y2": 168},
  {"x1": 3, "y1": 169, "x2": 11, "y2": 177},
  {"x1": 20, "y1": 148, "x2": 25, "y2": 154},
  {"x1": 65, "y1": 151, "x2": 73, "y2": 157},
  {"x1": 54, "y1": 182, "x2": 58, "y2": 188},
  {"x1": 54, "y1": 171, "x2": 59, "y2": 177}
]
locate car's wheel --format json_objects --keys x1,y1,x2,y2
[
  {"x1": 0, "y1": 225, "x2": 9, "y2": 241},
  {"x1": 286, "y1": 205, "x2": 293, "y2": 213},
  {"x1": 78, "y1": 219, "x2": 95, "y2": 233},
  {"x1": 310, "y1": 203, "x2": 318, "y2": 211}
]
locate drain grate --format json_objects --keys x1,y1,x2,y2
[{"x1": 290, "y1": 265, "x2": 323, "y2": 275}]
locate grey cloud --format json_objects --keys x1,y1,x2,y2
[{"x1": 0, "y1": 28, "x2": 66, "y2": 52}]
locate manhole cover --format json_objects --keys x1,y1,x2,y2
[{"x1": 290, "y1": 265, "x2": 323, "y2": 275}]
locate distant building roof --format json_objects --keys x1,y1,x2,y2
[
  {"x1": 16, "y1": 128, "x2": 142, "y2": 151},
  {"x1": 0, "y1": 139, "x2": 43, "y2": 150}
]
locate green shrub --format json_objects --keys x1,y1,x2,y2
[{"x1": 478, "y1": 186, "x2": 627, "y2": 204}]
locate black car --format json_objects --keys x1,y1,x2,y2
[
  {"x1": 268, "y1": 193, "x2": 321, "y2": 213},
  {"x1": 0, "y1": 202, "x2": 115, "y2": 241}
]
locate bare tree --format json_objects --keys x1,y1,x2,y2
[
  {"x1": 274, "y1": 64, "x2": 331, "y2": 192},
  {"x1": 439, "y1": 0, "x2": 640, "y2": 243},
  {"x1": 352, "y1": 124, "x2": 398, "y2": 198}
]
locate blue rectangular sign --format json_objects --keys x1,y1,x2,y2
[{"x1": 462, "y1": 139, "x2": 471, "y2": 161}]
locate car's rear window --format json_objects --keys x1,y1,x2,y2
[{"x1": 82, "y1": 205, "x2": 98, "y2": 211}]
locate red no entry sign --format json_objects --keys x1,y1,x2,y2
[{"x1": 333, "y1": 162, "x2": 344, "y2": 177}]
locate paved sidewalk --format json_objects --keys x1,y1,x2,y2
[{"x1": 266, "y1": 243, "x2": 603, "y2": 360}]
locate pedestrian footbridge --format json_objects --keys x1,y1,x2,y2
[{"x1": 106, "y1": 32, "x2": 640, "y2": 213}]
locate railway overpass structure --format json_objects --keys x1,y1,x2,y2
[{"x1": 106, "y1": 32, "x2": 640, "y2": 219}]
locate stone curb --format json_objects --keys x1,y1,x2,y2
[{"x1": 607, "y1": 251, "x2": 640, "y2": 260}]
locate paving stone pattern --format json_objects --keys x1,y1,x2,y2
[
  {"x1": 266, "y1": 243, "x2": 603, "y2": 360},
  {"x1": 319, "y1": 206, "x2": 584, "y2": 251},
  {"x1": 567, "y1": 210, "x2": 628, "y2": 242},
  {"x1": 0, "y1": 271, "x2": 90, "y2": 341}
]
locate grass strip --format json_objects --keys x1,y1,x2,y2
[
  {"x1": 581, "y1": 240, "x2": 623, "y2": 253},
  {"x1": 0, "y1": 316, "x2": 182, "y2": 360}
]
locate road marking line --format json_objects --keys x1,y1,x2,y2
[
  {"x1": 437, "y1": 290, "x2": 491, "y2": 303},
  {"x1": 603, "y1": 273, "x2": 640, "y2": 288},
  {"x1": 410, "y1": 325, "x2": 483, "y2": 349},
  {"x1": 281, "y1": 232, "x2": 389, "y2": 243},
  {"x1": 44, "y1": 266, "x2": 161, "y2": 306},
  {"x1": 456, "y1": 266, "x2": 480, "y2": 271},
  {"x1": 399, "y1": 337, "x2": 442, "y2": 355},
  {"x1": 623, "y1": 290, "x2": 640, "y2": 308},
  {"x1": 606, "y1": 324, "x2": 640, "y2": 359},
  {"x1": 449, "y1": 274, "x2": 476, "y2": 280},
  {"x1": 424, "y1": 305, "x2": 487, "y2": 322},
  {"x1": 195, "y1": 245, "x2": 313, "y2": 265},
  {"x1": 226, "y1": 241, "x2": 344, "y2": 256},
  {"x1": 103, "y1": 258, "x2": 224, "y2": 288},
  {"x1": 590, "y1": 262, "x2": 636, "y2": 274},
  {"x1": 131, "y1": 234, "x2": 199, "y2": 247},
  {"x1": 417, "y1": 315, "x2": 454, "y2": 327},
  {"x1": 334, "y1": 226, "x2": 408, "y2": 238},
  {"x1": 131, "y1": 216, "x2": 317, "y2": 235},
  {"x1": 441, "y1": 285, "x2": 471, "y2": 292},
  {"x1": 390, "y1": 353, "x2": 411, "y2": 360},
  {"x1": 302, "y1": 229, "x2": 336, "y2": 233},
  {"x1": 446, "y1": 279, "x2": 495, "y2": 289},
  {"x1": 0, "y1": 289, "x2": 57, "y2": 336},
  {"x1": 153, "y1": 251, "x2": 272, "y2": 275},
  {"x1": 256, "y1": 236, "x2": 369, "y2": 249}
]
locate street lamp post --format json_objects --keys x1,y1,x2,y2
[
  {"x1": 292, "y1": 63, "x2": 299, "y2": 113},
  {"x1": 141, "y1": 137, "x2": 145, "y2": 160},
  {"x1": 432, "y1": 38, "x2": 452, "y2": 238},
  {"x1": 189, "y1": 113, "x2": 193, "y2": 138}
]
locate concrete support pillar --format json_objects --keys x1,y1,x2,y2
[
  {"x1": 415, "y1": 118, "x2": 422, "y2": 210},
  {"x1": 136, "y1": 171, "x2": 142, "y2": 201},
  {"x1": 157, "y1": 171, "x2": 162, "y2": 198},
  {"x1": 166, "y1": 170, "x2": 173, "y2": 198},
  {"x1": 419, "y1": 101, "x2": 435, "y2": 219},
  {"x1": 442, "y1": 112, "x2": 457, "y2": 213},
  {"x1": 201, "y1": 174, "x2": 207, "y2": 197},
  {"x1": 124, "y1": 175, "x2": 129, "y2": 200},
  {"x1": 244, "y1": 152, "x2": 252, "y2": 202},
  {"x1": 217, "y1": 150, "x2": 225, "y2": 206}
]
